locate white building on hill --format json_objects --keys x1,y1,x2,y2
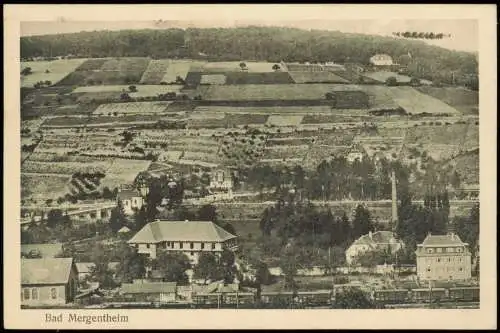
[
  {"x1": 127, "y1": 220, "x2": 238, "y2": 264},
  {"x1": 369, "y1": 54, "x2": 394, "y2": 67}
]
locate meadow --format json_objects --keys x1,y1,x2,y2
[
  {"x1": 92, "y1": 101, "x2": 172, "y2": 115},
  {"x1": 21, "y1": 173, "x2": 71, "y2": 201},
  {"x1": 21, "y1": 59, "x2": 88, "y2": 87},
  {"x1": 288, "y1": 71, "x2": 349, "y2": 84},
  {"x1": 140, "y1": 59, "x2": 171, "y2": 84},
  {"x1": 415, "y1": 86, "x2": 479, "y2": 115}
]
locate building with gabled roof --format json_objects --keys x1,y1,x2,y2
[
  {"x1": 21, "y1": 258, "x2": 78, "y2": 306},
  {"x1": 117, "y1": 188, "x2": 144, "y2": 215},
  {"x1": 345, "y1": 231, "x2": 404, "y2": 266},
  {"x1": 120, "y1": 281, "x2": 177, "y2": 304},
  {"x1": 416, "y1": 232, "x2": 472, "y2": 281},
  {"x1": 128, "y1": 220, "x2": 238, "y2": 264}
]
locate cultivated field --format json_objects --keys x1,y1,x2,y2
[
  {"x1": 266, "y1": 115, "x2": 304, "y2": 127},
  {"x1": 201, "y1": 61, "x2": 280, "y2": 73},
  {"x1": 200, "y1": 74, "x2": 227, "y2": 85},
  {"x1": 92, "y1": 102, "x2": 173, "y2": 115},
  {"x1": 224, "y1": 72, "x2": 295, "y2": 85},
  {"x1": 197, "y1": 84, "x2": 363, "y2": 101},
  {"x1": 100, "y1": 158, "x2": 151, "y2": 189},
  {"x1": 161, "y1": 61, "x2": 201, "y2": 83},
  {"x1": 362, "y1": 71, "x2": 413, "y2": 84},
  {"x1": 405, "y1": 124, "x2": 469, "y2": 145},
  {"x1": 21, "y1": 173, "x2": 71, "y2": 201},
  {"x1": 21, "y1": 59, "x2": 88, "y2": 87},
  {"x1": 140, "y1": 59, "x2": 171, "y2": 84},
  {"x1": 22, "y1": 160, "x2": 113, "y2": 175},
  {"x1": 100, "y1": 57, "x2": 150, "y2": 72}
]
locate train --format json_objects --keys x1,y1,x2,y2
[{"x1": 372, "y1": 286, "x2": 480, "y2": 304}]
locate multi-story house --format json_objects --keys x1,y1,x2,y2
[
  {"x1": 416, "y1": 232, "x2": 472, "y2": 281},
  {"x1": 345, "y1": 231, "x2": 404, "y2": 266},
  {"x1": 21, "y1": 258, "x2": 79, "y2": 307},
  {"x1": 127, "y1": 220, "x2": 238, "y2": 264},
  {"x1": 369, "y1": 54, "x2": 394, "y2": 67},
  {"x1": 117, "y1": 188, "x2": 144, "y2": 215}
]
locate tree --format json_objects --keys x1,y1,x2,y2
[
  {"x1": 272, "y1": 64, "x2": 281, "y2": 72},
  {"x1": 333, "y1": 288, "x2": 381, "y2": 309},
  {"x1": 133, "y1": 206, "x2": 148, "y2": 231},
  {"x1": 194, "y1": 253, "x2": 221, "y2": 284},
  {"x1": 89, "y1": 243, "x2": 117, "y2": 289},
  {"x1": 409, "y1": 77, "x2": 421, "y2": 86},
  {"x1": 109, "y1": 201, "x2": 127, "y2": 233},
  {"x1": 222, "y1": 222, "x2": 236, "y2": 236},
  {"x1": 239, "y1": 62, "x2": 247, "y2": 70},
  {"x1": 154, "y1": 252, "x2": 191, "y2": 284},
  {"x1": 21, "y1": 67, "x2": 32, "y2": 75},
  {"x1": 115, "y1": 242, "x2": 148, "y2": 283},
  {"x1": 120, "y1": 92, "x2": 131, "y2": 101},
  {"x1": 279, "y1": 245, "x2": 299, "y2": 292},
  {"x1": 197, "y1": 204, "x2": 218, "y2": 223},
  {"x1": 385, "y1": 76, "x2": 398, "y2": 86},
  {"x1": 46, "y1": 209, "x2": 70, "y2": 229},
  {"x1": 128, "y1": 85, "x2": 138, "y2": 92},
  {"x1": 352, "y1": 205, "x2": 374, "y2": 239},
  {"x1": 220, "y1": 248, "x2": 237, "y2": 284}
]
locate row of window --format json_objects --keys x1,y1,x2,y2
[
  {"x1": 426, "y1": 257, "x2": 464, "y2": 264},
  {"x1": 146, "y1": 242, "x2": 218, "y2": 250},
  {"x1": 22, "y1": 287, "x2": 57, "y2": 301},
  {"x1": 426, "y1": 267, "x2": 464, "y2": 273},
  {"x1": 426, "y1": 247, "x2": 464, "y2": 254}
]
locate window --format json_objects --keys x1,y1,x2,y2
[
  {"x1": 437, "y1": 258, "x2": 441, "y2": 263},
  {"x1": 180, "y1": 243, "x2": 183, "y2": 249},
  {"x1": 201, "y1": 243, "x2": 205, "y2": 250},
  {"x1": 448, "y1": 258, "x2": 451, "y2": 262},
  {"x1": 31, "y1": 288, "x2": 38, "y2": 300},
  {"x1": 51, "y1": 288, "x2": 57, "y2": 299},
  {"x1": 437, "y1": 248, "x2": 442, "y2": 253},
  {"x1": 190, "y1": 243, "x2": 194, "y2": 249},
  {"x1": 191, "y1": 252, "x2": 194, "y2": 256},
  {"x1": 212, "y1": 243, "x2": 216, "y2": 250},
  {"x1": 427, "y1": 248, "x2": 433, "y2": 254},
  {"x1": 146, "y1": 244, "x2": 150, "y2": 249},
  {"x1": 23, "y1": 288, "x2": 30, "y2": 300}
]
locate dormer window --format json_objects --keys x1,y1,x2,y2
[{"x1": 427, "y1": 248, "x2": 433, "y2": 254}]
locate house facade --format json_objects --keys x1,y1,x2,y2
[
  {"x1": 369, "y1": 54, "x2": 394, "y2": 66},
  {"x1": 117, "y1": 188, "x2": 144, "y2": 215},
  {"x1": 120, "y1": 281, "x2": 177, "y2": 304},
  {"x1": 127, "y1": 220, "x2": 238, "y2": 264},
  {"x1": 416, "y1": 233, "x2": 472, "y2": 281},
  {"x1": 345, "y1": 231, "x2": 404, "y2": 266},
  {"x1": 21, "y1": 258, "x2": 79, "y2": 307}
]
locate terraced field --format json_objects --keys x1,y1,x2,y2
[
  {"x1": 406, "y1": 124, "x2": 469, "y2": 145},
  {"x1": 224, "y1": 72, "x2": 294, "y2": 85},
  {"x1": 21, "y1": 173, "x2": 72, "y2": 201},
  {"x1": 161, "y1": 61, "x2": 201, "y2": 83},
  {"x1": 288, "y1": 71, "x2": 349, "y2": 84},
  {"x1": 385, "y1": 87, "x2": 461, "y2": 115},
  {"x1": 201, "y1": 61, "x2": 279, "y2": 73},
  {"x1": 266, "y1": 115, "x2": 304, "y2": 127},
  {"x1": 21, "y1": 59, "x2": 88, "y2": 88}
]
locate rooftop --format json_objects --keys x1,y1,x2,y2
[
  {"x1": 420, "y1": 233, "x2": 468, "y2": 247},
  {"x1": 117, "y1": 189, "x2": 141, "y2": 201},
  {"x1": 128, "y1": 220, "x2": 237, "y2": 244},
  {"x1": 121, "y1": 282, "x2": 177, "y2": 294},
  {"x1": 351, "y1": 231, "x2": 401, "y2": 247},
  {"x1": 22, "y1": 258, "x2": 74, "y2": 285}
]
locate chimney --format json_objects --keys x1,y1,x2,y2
[
  {"x1": 369, "y1": 231, "x2": 373, "y2": 240},
  {"x1": 391, "y1": 170, "x2": 398, "y2": 230},
  {"x1": 185, "y1": 219, "x2": 189, "y2": 223}
]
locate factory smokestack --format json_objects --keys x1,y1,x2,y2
[{"x1": 391, "y1": 170, "x2": 398, "y2": 230}]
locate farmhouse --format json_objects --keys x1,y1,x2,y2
[
  {"x1": 209, "y1": 169, "x2": 233, "y2": 192},
  {"x1": 369, "y1": 54, "x2": 394, "y2": 67},
  {"x1": 120, "y1": 281, "x2": 177, "y2": 304},
  {"x1": 416, "y1": 232, "x2": 472, "y2": 281},
  {"x1": 117, "y1": 188, "x2": 144, "y2": 215},
  {"x1": 127, "y1": 220, "x2": 238, "y2": 264},
  {"x1": 21, "y1": 258, "x2": 79, "y2": 307},
  {"x1": 345, "y1": 231, "x2": 404, "y2": 266}
]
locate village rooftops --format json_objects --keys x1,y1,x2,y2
[
  {"x1": 419, "y1": 233, "x2": 468, "y2": 247},
  {"x1": 121, "y1": 282, "x2": 177, "y2": 294},
  {"x1": 128, "y1": 220, "x2": 237, "y2": 244},
  {"x1": 117, "y1": 189, "x2": 141, "y2": 201},
  {"x1": 22, "y1": 258, "x2": 74, "y2": 285}
]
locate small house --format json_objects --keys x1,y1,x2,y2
[
  {"x1": 117, "y1": 188, "x2": 144, "y2": 215},
  {"x1": 345, "y1": 231, "x2": 404, "y2": 266},
  {"x1": 120, "y1": 281, "x2": 177, "y2": 304},
  {"x1": 369, "y1": 54, "x2": 394, "y2": 67},
  {"x1": 21, "y1": 258, "x2": 79, "y2": 306}
]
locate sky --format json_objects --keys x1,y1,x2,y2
[{"x1": 20, "y1": 19, "x2": 478, "y2": 53}]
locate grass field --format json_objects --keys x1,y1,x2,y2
[
  {"x1": 201, "y1": 61, "x2": 280, "y2": 73},
  {"x1": 200, "y1": 74, "x2": 227, "y2": 85},
  {"x1": 193, "y1": 106, "x2": 340, "y2": 115},
  {"x1": 362, "y1": 71, "x2": 413, "y2": 83},
  {"x1": 21, "y1": 59, "x2": 88, "y2": 87},
  {"x1": 140, "y1": 59, "x2": 171, "y2": 84},
  {"x1": 100, "y1": 158, "x2": 151, "y2": 188},
  {"x1": 21, "y1": 173, "x2": 71, "y2": 201},
  {"x1": 161, "y1": 61, "x2": 200, "y2": 83},
  {"x1": 415, "y1": 86, "x2": 479, "y2": 115},
  {"x1": 74, "y1": 59, "x2": 108, "y2": 71},
  {"x1": 22, "y1": 160, "x2": 113, "y2": 175},
  {"x1": 385, "y1": 87, "x2": 461, "y2": 115},
  {"x1": 266, "y1": 115, "x2": 304, "y2": 127},
  {"x1": 100, "y1": 57, "x2": 150, "y2": 72},
  {"x1": 224, "y1": 72, "x2": 294, "y2": 85},
  {"x1": 92, "y1": 102, "x2": 172, "y2": 115},
  {"x1": 288, "y1": 71, "x2": 350, "y2": 84},
  {"x1": 405, "y1": 124, "x2": 469, "y2": 145},
  {"x1": 197, "y1": 84, "x2": 363, "y2": 101}
]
